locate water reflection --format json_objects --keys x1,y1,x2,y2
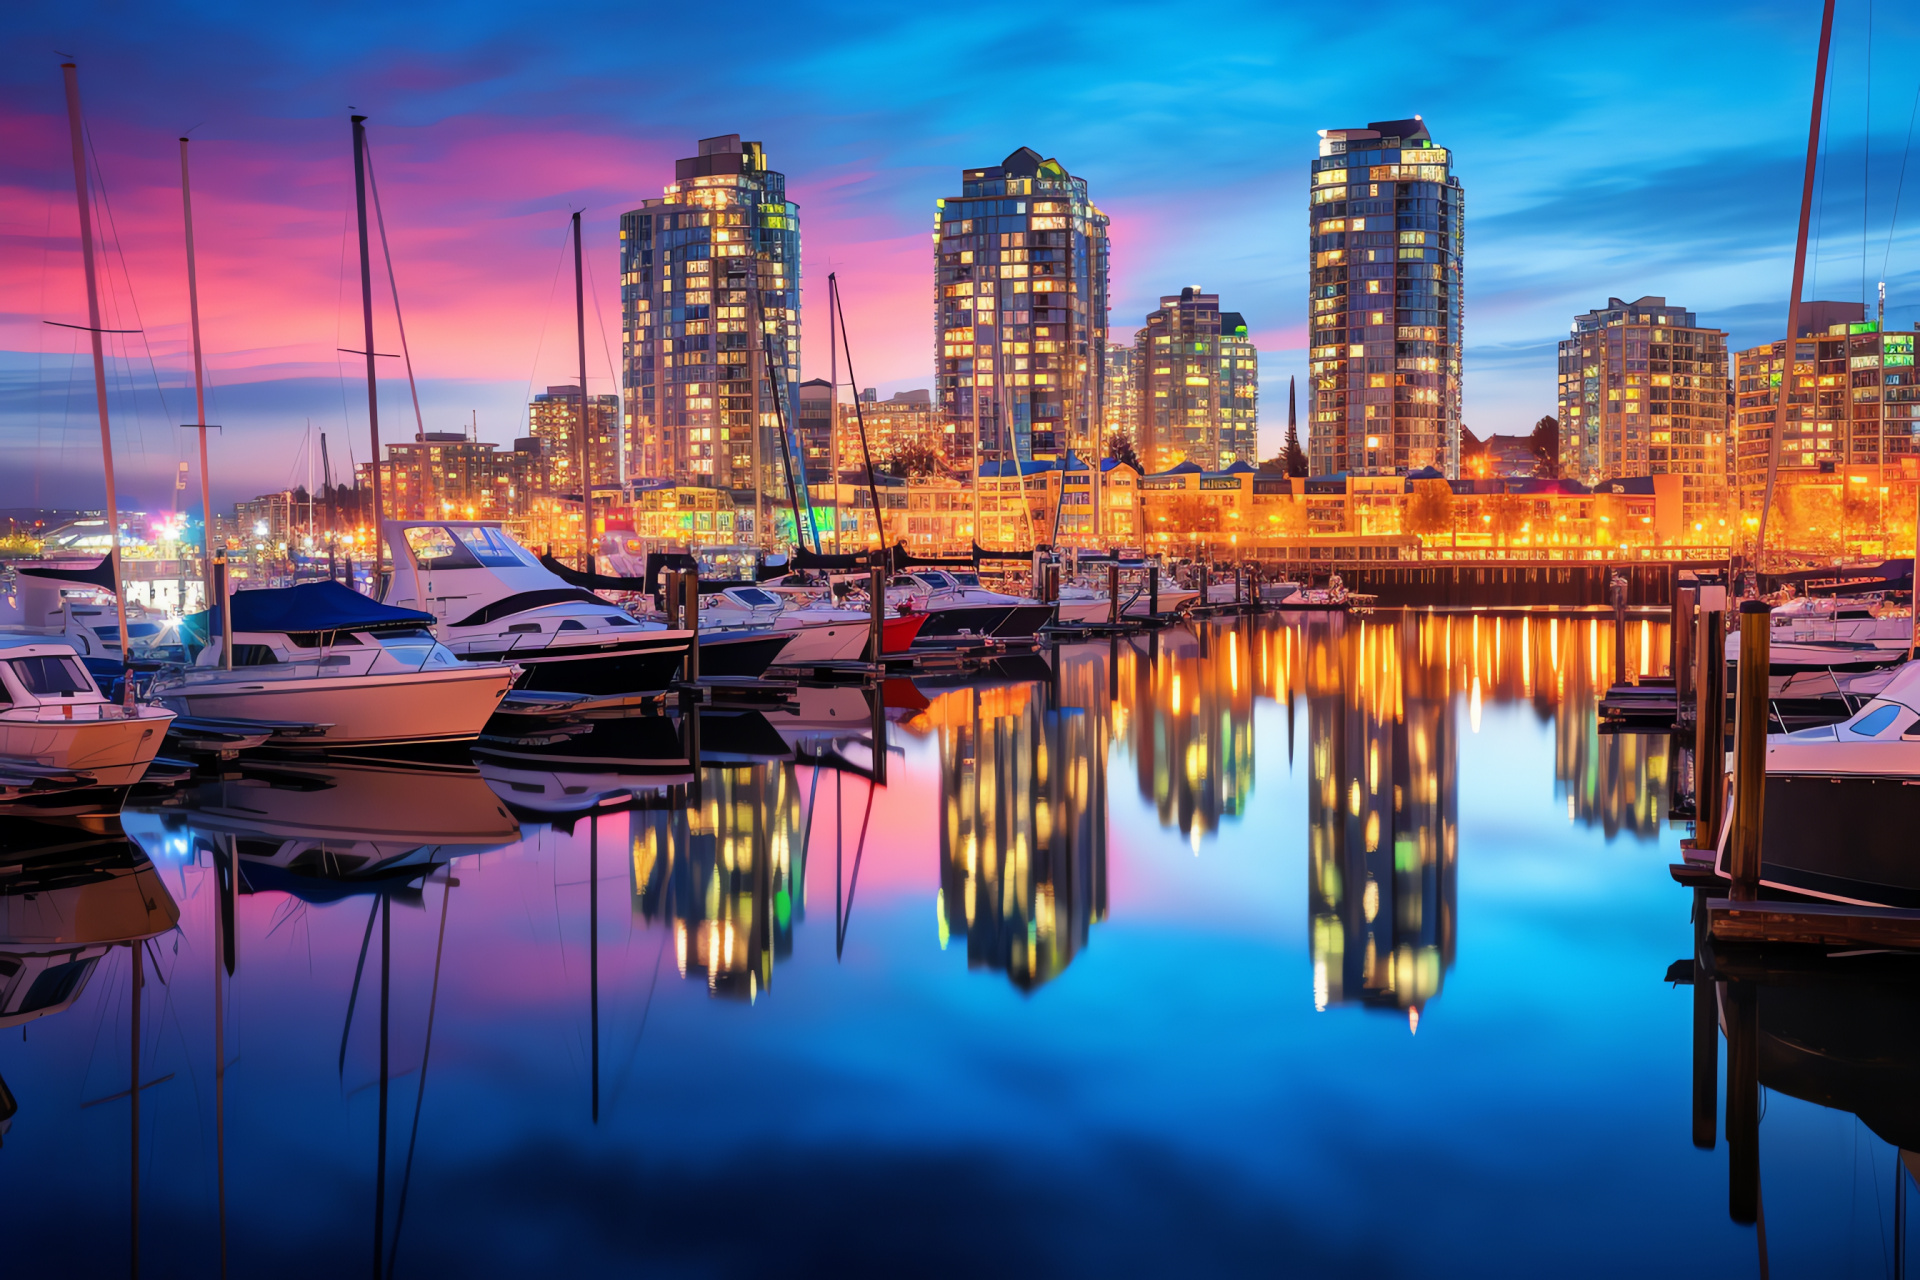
[
  {"x1": 926, "y1": 681, "x2": 1108, "y2": 991},
  {"x1": 1302, "y1": 617, "x2": 1457, "y2": 1024},
  {"x1": 631, "y1": 764, "x2": 803, "y2": 1001}
]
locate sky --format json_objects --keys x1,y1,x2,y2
[{"x1": 2, "y1": 0, "x2": 1917, "y2": 510}]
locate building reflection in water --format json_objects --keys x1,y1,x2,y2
[
  {"x1": 630, "y1": 764, "x2": 803, "y2": 1002},
  {"x1": 1117, "y1": 627, "x2": 1255, "y2": 841},
  {"x1": 1302, "y1": 616, "x2": 1456, "y2": 1027},
  {"x1": 927, "y1": 670, "x2": 1108, "y2": 992}
]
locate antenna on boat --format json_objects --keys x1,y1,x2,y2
[{"x1": 60, "y1": 62, "x2": 135, "y2": 702}]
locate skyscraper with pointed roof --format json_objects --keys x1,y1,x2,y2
[
  {"x1": 1307, "y1": 117, "x2": 1463, "y2": 478},
  {"x1": 934, "y1": 147, "x2": 1110, "y2": 480}
]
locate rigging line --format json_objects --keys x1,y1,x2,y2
[
  {"x1": 1879, "y1": 75, "x2": 1920, "y2": 280},
  {"x1": 84, "y1": 120, "x2": 173, "y2": 454},
  {"x1": 360, "y1": 137, "x2": 426, "y2": 443},
  {"x1": 582, "y1": 239, "x2": 625, "y2": 480},
  {"x1": 521, "y1": 217, "x2": 575, "y2": 442},
  {"x1": 385, "y1": 876, "x2": 452, "y2": 1280},
  {"x1": 835, "y1": 772, "x2": 878, "y2": 955},
  {"x1": 336, "y1": 204, "x2": 354, "y2": 436}
]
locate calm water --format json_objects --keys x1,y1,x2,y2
[{"x1": 1, "y1": 614, "x2": 1910, "y2": 1277}]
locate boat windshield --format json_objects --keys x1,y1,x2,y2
[
  {"x1": 405, "y1": 526, "x2": 481, "y2": 570},
  {"x1": 730, "y1": 588, "x2": 779, "y2": 607},
  {"x1": 951, "y1": 573, "x2": 982, "y2": 587},
  {"x1": 9, "y1": 655, "x2": 93, "y2": 697},
  {"x1": 452, "y1": 525, "x2": 534, "y2": 568}
]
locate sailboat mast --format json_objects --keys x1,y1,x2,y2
[
  {"x1": 832, "y1": 276, "x2": 887, "y2": 551},
  {"x1": 351, "y1": 116, "x2": 384, "y2": 587},
  {"x1": 61, "y1": 63, "x2": 134, "y2": 701},
  {"x1": 1757, "y1": 0, "x2": 1835, "y2": 575},
  {"x1": 829, "y1": 282, "x2": 840, "y2": 553},
  {"x1": 574, "y1": 211, "x2": 593, "y2": 572},
  {"x1": 179, "y1": 136, "x2": 219, "y2": 621}
]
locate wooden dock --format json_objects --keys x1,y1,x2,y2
[{"x1": 1705, "y1": 897, "x2": 1920, "y2": 950}]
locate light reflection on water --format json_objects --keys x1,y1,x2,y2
[{"x1": 1, "y1": 613, "x2": 1908, "y2": 1276}]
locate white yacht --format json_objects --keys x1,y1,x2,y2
[
  {"x1": 698, "y1": 585, "x2": 926, "y2": 662},
  {"x1": 1055, "y1": 577, "x2": 1200, "y2": 624},
  {"x1": 885, "y1": 570, "x2": 1057, "y2": 638},
  {"x1": 150, "y1": 580, "x2": 516, "y2": 748},
  {"x1": 1, "y1": 559, "x2": 185, "y2": 664},
  {"x1": 0, "y1": 642, "x2": 173, "y2": 811},
  {"x1": 383, "y1": 520, "x2": 787, "y2": 686}
]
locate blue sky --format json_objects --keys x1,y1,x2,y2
[{"x1": 2, "y1": 0, "x2": 1914, "y2": 507}]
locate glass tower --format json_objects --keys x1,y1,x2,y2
[
  {"x1": 1135, "y1": 288, "x2": 1258, "y2": 473},
  {"x1": 620, "y1": 135, "x2": 803, "y2": 542},
  {"x1": 1307, "y1": 118, "x2": 1463, "y2": 478},
  {"x1": 934, "y1": 147, "x2": 1110, "y2": 471},
  {"x1": 1556, "y1": 296, "x2": 1730, "y2": 529}
]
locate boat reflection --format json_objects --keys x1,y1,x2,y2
[
  {"x1": 0, "y1": 814, "x2": 179, "y2": 1148},
  {"x1": 926, "y1": 677, "x2": 1108, "y2": 991},
  {"x1": 631, "y1": 762, "x2": 805, "y2": 1001},
  {"x1": 125, "y1": 759, "x2": 521, "y2": 903}
]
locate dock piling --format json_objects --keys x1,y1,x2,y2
[
  {"x1": 868, "y1": 565, "x2": 885, "y2": 665},
  {"x1": 1693, "y1": 604, "x2": 1726, "y2": 846},
  {"x1": 1727, "y1": 600, "x2": 1770, "y2": 900},
  {"x1": 1108, "y1": 563, "x2": 1120, "y2": 625}
]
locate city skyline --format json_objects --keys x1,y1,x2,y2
[{"x1": 2, "y1": 1, "x2": 1913, "y2": 507}]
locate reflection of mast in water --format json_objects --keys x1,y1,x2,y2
[
  {"x1": 631, "y1": 763, "x2": 803, "y2": 1001},
  {"x1": 1305, "y1": 616, "x2": 1456, "y2": 1026},
  {"x1": 931, "y1": 668, "x2": 1108, "y2": 992}
]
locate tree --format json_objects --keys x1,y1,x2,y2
[
  {"x1": 1283, "y1": 420, "x2": 1308, "y2": 477},
  {"x1": 1460, "y1": 425, "x2": 1489, "y2": 479},
  {"x1": 1107, "y1": 431, "x2": 1143, "y2": 473},
  {"x1": 1529, "y1": 415, "x2": 1560, "y2": 479},
  {"x1": 879, "y1": 440, "x2": 945, "y2": 479},
  {"x1": 1405, "y1": 478, "x2": 1455, "y2": 538}
]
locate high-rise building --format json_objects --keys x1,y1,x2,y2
[
  {"x1": 1730, "y1": 302, "x2": 1920, "y2": 510},
  {"x1": 1556, "y1": 297, "x2": 1730, "y2": 529},
  {"x1": 527, "y1": 385, "x2": 622, "y2": 498},
  {"x1": 1102, "y1": 336, "x2": 1139, "y2": 452},
  {"x1": 619, "y1": 134, "x2": 803, "y2": 541},
  {"x1": 934, "y1": 147, "x2": 1110, "y2": 473},
  {"x1": 1134, "y1": 288, "x2": 1258, "y2": 473},
  {"x1": 796, "y1": 378, "x2": 835, "y2": 484},
  {"x1": 839, "y1": 389, "x2": 941, "y2": 471},
  {"x1": 1307, "y1": 117, "x2": 1463, "y2": 478}
]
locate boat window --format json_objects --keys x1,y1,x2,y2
[
  {"x1": 452, "y1": 525, "x2": 534, "y2": 568},
  {"x1": 405, "y1": 526, "x2": 481, "y2": 570},
  {"x1": 1850, "y1": 704, "x2": 1906, "y2": 737},
  {"x1": 18, "y1": 958, "x2": 94, "y2": 1015},
  {"x1": 604, "y1": 615, "x2": 635, "y2": 627},
  {"x1": 731, "y1": 588, "x2": 779, "y2": 606},
  {"x1": 507, "y1": 622, "x2": 543, "y2": 634},
  {"x1": 952, "y1": 573, "x2": 981, "y2": 587},
  {"x1": 230, "y1": 644, "x2": 279, "y2": 667},
  {"x1": 558, "y1": 619, "x2": 587, "y2": 631},
  {"x1": 9, "y1": 655, "x2": 93, "y2": 696},
  {"x1": 912, "y1": 574, "x2": 950, "y2": 589}
]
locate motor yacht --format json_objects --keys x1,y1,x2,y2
[
  {"x1": 383, "y1": 520, "x2": 795, "y2": 686},
  {"x1": 150, "y1": 580, "x2": 516, "y2": 748},
  {"x1": 1716, "y1": 659, "x2": 1920, "y2": 907},
  {"x1": 1054, "y1": 577, "x2": 1200, "y2": 624},
  {"x1": 699, "y1": 584, "x2": 927, "y2": 662},
  {"x1": 885, "y1": 570, "x2": 1057, "y2": 638},
  {"x1": 0, "y1": 642, "x2": 173, "y2": 811}
]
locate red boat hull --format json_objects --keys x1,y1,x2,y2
[{"x1": 883, "y1": 612, "x2": 929, "y2": 653}]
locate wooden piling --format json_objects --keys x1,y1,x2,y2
[
  {"x1": 1149, "y1": 564, "x2": 1159, "y2": 616},
  {"x1": 1108, "y1": 563, "x2": 1120, "y2": 624},
  {"x1": 1611, "y1": 572, "x2": 1629, "y2": 684},
  {"x1": 1693, "y1": 604, "x2": 1725, "y2": 846},
  {"x1": 1724, "y1": 977, "x2": 1760, "y2": 1225},
  {"x1": 867, "y1": 565, "x2": 885, "y2": 664},
  {"x1": 1673, "y1": 586, "x2": 1695, "y2": 711},
  {"x1": 1691, "y1": 889, "x2": 1717, "y2": 1150},
  {"x1": 682, "y1": 570, "x2": 701, "y2": 683},
  {"x1": 1727, "y1": 600, "x2": 1770, "y2": 901}
]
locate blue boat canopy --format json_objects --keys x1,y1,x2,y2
[{"x1": 186, "y1": 580, "x2": 434, "y2": 639}]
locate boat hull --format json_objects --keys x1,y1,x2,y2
[
  {"x1": 464, "y1": 635, "x2": 690, "y2": 695},
  {"x1": 157, "y1": 666, "x2": 514, "y2": 747},
  {"x1": 697, "y1": 631, "x2": 795, "y2": 678},
  {"x1": 1725, "y1": 772, "x2": 1920, "y2": 908},
  {"x1": 0, "y1": 708, "x2": 172, "y2": 789},
  {"x1": 912, "y1": 603, "x2": 1057, "y2": 640}
]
